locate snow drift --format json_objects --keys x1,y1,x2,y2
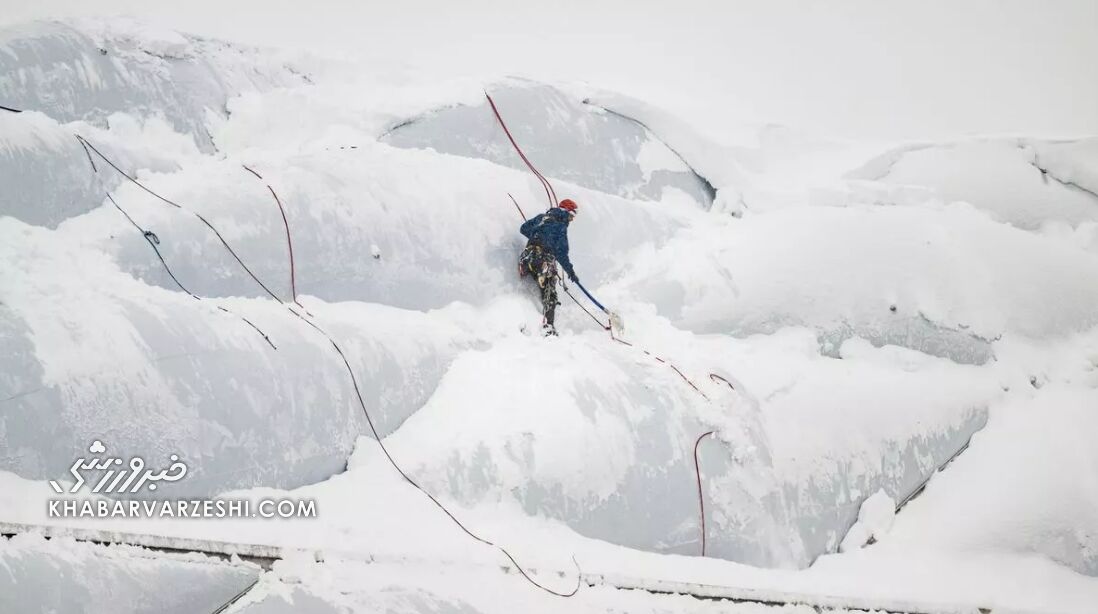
[
  {"x1": 3, "y1": 17, "x2": 1098, "y2": 613},
  {"x1": 381, "y1": 80, "x2": 715, "y2": 209},
  {"x1": 0, "y1": 19, "x2": 304, "y2": 227}
]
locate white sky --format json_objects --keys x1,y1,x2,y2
[{"x1": 3, "y1": 0, "x2": 1097, "y2": 140}]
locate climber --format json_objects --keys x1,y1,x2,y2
[{"x1": 519, "y1": 199, "x2": 580, "y2": 336}]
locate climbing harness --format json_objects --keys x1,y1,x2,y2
[
  {"x1": 520, "y1": 241, "x2": 561, "y2": 328},
  {"x1": 488, "y1": 95, "x2": 739, "y2": 557},
  {"x1": 74, "y1": 135, "x2": 582, "y2": 598},
  {"x1": 488, "y1": 92, "x2": 624, "y2": 333}
]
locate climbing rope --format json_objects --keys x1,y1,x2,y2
[
  {"x1": 77, "y1": 135, "x2": 285, "y2": 304},
  {"x1": 506, "y1": 189, "x2": 722, "y2": 555},
  {"x1": 242, "y1": 164, "x2": 305, "y2": 310},
  {"x1": 486, "y1": 91, "x2": 558, "y2": 210},
  {"x1": 287, "y1": 300, "x2": 581, "y2": 597},
  {"x1": 76, "y1": 138, "x2": 276, "y2": 349},
  {"x1": 693, "y1": 430, "x2": 715, "y2": 556},
  {"x1": 488, "y1": 97, "x2": 740, "y2": 556},
  {"x1": 75, "y1": 136, "x2": 581, "y2": 598}
]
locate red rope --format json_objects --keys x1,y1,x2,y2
[
  {"x1": 76, "y1": 137, "x2": 276, "y2": 350},
  {"x1": 268, "y1": 185, "x2": 299, "y2": 303},
  {"x1": 694, "y1": 430, "x2": 715, "y2": 556},
  {"x1": 508, "y1": 193, "x2": 528, "y2": 220},
  {"x1": 504, "y1": 190, "x2": 710, "y2": 401},
  {"x1": 609, "y1": 331, "x2": 709, "y2": 401},
  {"x1": 287, "y1": 305, "x2": 580, "y2": 597},
  {"x1": 486, "y1": 91, "x2": 558, "y2": 210},
  {"x1": 79, "y1": 137, "x2": 582, "y2": 599},
  {"x1": 694, "y1": 374, "x2": 738, "y2": 556},
  {"x1": 243, "y1": 165, "x2": 302, "y2": 308},
  {"x1": 497, "y1": 130, "x2": 742, "y2": 559},
  {"x1": 708, "y1": 372, "x2": 736, "y2": 391},
  {"x1": 77, "y1": 136, "x2": 284, "y2": 304}
]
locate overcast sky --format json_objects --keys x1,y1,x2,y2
[{"x1": 3, "y1": 0, "x2": 1096, "y2": 140}]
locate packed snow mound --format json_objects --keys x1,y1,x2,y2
[
  {"x1": 0, "y1": 20, "x2": 306, "y2": 149},
  {"x1": 838, "y1": 489, "x2": 896, "y2": 552},
  {"x1": 577, "y1": 89, "x2": 759, "y2": 197},
  {"x1": 0, "y1": 215, "x2": 497, "y2": 496},
  {"x1": 860, "y1": 380, "x2": 1098, "y2": 576},
  {"x1": 381, "y1": 80, "x2": 715, "y2": 208},
  {"x1": 5, "y1": 17, "x2": 1098, "y2": 593},
  {"x1": 69, "y1": 143, "x2": 686, "y2": 309},
  {"x1": 605, "y1": 203, "x2": 1098, "y2": 364},
  {"x1": 1033, "y1": 138, "x2": 1098, "y2": 198},
  {"x1": 846, "y1": 139, "x2": 1098, "y2": 231},
  {"x1": 385, "y1": 326, "x2": 996, "y2": 568},
  {"x1": 0, "y1": 20, "x2": 305, "y2": 227},
  {"x1": 0, "y1": 111, "x2": 107, "y2": 227},
  {"x1": 0, "y1": 109, "x2": 203, "y2": 227}
]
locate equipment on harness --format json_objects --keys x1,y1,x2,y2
[
  {"x1": 489, "y1": 90, "x2": 620, "y2": 333},
  {"x1": 520, "y1": 207, "x2": 577, "y2": 281},
  {"x1": 520, "y1": 241, "x2": 562, "y2": 335}
]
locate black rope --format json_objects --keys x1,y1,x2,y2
[
  {"x1": 76, "y1": 135, "x2": 284, "y2": 303},
  {"x1": 1029, "y1": 157, "x2": 1098, "y2": 200},
  {"x1": 0, "y1": 104, "x2": 21, "y2": 113},
  {"x1": 107, "y1": 194, "x2": 196, "y2": 297},
  {"x1": 562, "y1": 282, "x2": 610, "y2": 329},
  {"x1": 513, "y1": 194, "x2": 610, "y2": 333},
  {"x1": 75, "y1": 136, "x2": 97, "y2": 173},
  {"x1": 83, "y1": 141, "x2": 277, "y2": 350},
  {"x1": 508, "y1": 193, "x2": 527, "y2": 220},
  {"x1": 106, "y1": 194, "x2": 277, "y2": 350},
  {"x1": 78, "y1": 134, "x2": 580, "y2": 598},
  {"x1": 285, "y1": 303, "x2": 582, "y2": 596},
  {"x1": 210, "y1": 577, "x2": 260, "y2": 614}
]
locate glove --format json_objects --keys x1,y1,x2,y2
[{"x1": 568, "y1": 271, "x2": 578, "y2": 283}]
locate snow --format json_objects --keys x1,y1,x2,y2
[
  {"x1": 1035, "y1": 138, "x2": 1098, "y2": 198},
  {"x1": 1, "y1": 13, "x2": 1097, "y2": 614},
  {"x1": 0, "y1": 20, "x2": 305, "y2": 150},
  {"x1": 838, "y1": 489, "x2": 895, "y2": 553},
  {"x1": 76, "y1": 16, "x2": 193, "y2": 60},
  {"x1": 380, "y1": 81, "x2": 715, "y2": 207},
  {"x1": 847, "y1": 139, "x2": 1098, "y2": 230},
  {"x1": 607, "y1": 203, "x2": 1098, "y2": 358},
  {"x1": 0, "y1": 532, "x2": 258, "y2": 614},
  {"x1": 858, "y1": 381, "x2": 1098, "y2": 575}
]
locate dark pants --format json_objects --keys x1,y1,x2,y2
[{"x1": 519, "y1": 242, "x2": 559, "y2": 326}]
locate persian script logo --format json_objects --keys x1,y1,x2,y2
[{"x1": 49, "y1": 440, "x2": 187, "y2": 494}]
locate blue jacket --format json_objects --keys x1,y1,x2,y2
[{"x1": 520, "y1": 208, "x2": 576, "y2": 279}]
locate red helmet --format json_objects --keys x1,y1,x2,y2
[{"x1": 558, "y1": 199, "x2": 578, "y2": 213}]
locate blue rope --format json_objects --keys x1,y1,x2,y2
[{"x1": 574, "y1": 280, "x2": 608, "y2": 313}]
